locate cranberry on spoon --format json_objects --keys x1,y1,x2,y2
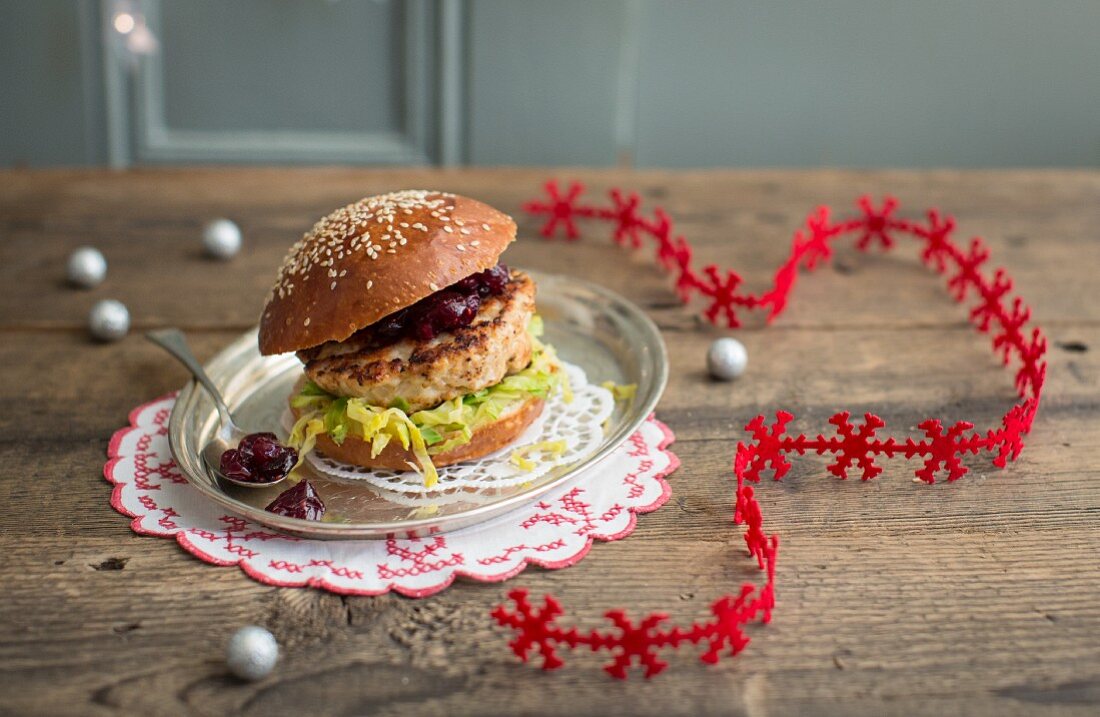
[
  {"x1": 146, "y1": 328, "x2": 297, "y2": 488},
  {"x1": 219, "y1": 432, "x2": 298, "y2": 485}
]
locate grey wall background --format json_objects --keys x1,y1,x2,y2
[{"x1": 2, "y1": 0, "x2": 1099, "y2": 168}]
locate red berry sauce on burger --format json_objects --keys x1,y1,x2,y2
[{"x1": 370, "y1": 264, "x2": 511, "y2": 344}]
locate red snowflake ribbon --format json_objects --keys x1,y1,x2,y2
[
  {"x1": 494, "y1": 180, "x2": 1046, "y2": 679},
  {"x1": 493, "y1": 489, "x2": 777, "y2": 679}
]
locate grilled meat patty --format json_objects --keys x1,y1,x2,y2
[{"x1": 297, "y1": 270, "x2": 536, "y2": 412}]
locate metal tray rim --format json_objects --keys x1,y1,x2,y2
[{"x1": 167, "y1": 271, "x2": 668, "y2": 539}]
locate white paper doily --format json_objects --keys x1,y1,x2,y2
[
  {"x1": 105, "y1": 394, "x2": 677, "y2": 597},
  {"x1": 300, "y1": 361, "x2": 614, "y2": 495}
]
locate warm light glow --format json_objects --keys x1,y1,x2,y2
[{"x1": 113, "y1": 12, "x2": 135, "y2": 34}]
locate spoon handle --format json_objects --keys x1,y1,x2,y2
[{"x1": 145, "y1": 328, "x2": 233, "y2": 427}]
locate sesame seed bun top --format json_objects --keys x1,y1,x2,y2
[{"x1": 258, "y1": 190, "x2": 516, "y2": 355}]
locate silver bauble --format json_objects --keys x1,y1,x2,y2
[
  {"x1": 707, "y1": 337, "x2": 748, "y2": 381},
  {"x1": 226, "y1": 625, "x2": 278, "y2": 681},
  {"x1": 67, "y1": 246, "x2": 108, "y2": 288},
  {"x1": 202, "y1": 219, "x2": 242, "y2": 260},
  {"x1": 88, "y1": 299, "x2": 130, "y2": 342}
]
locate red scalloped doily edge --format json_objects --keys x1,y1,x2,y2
[{"x1": 104, "y1": 396, "x2": 678, "y2": 598}]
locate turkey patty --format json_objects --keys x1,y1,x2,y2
[{"x1": 297, "y1": 270, "x2": 536, "y2": 412}]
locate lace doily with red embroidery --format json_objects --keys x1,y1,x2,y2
[
  {"x1": 299, "y1": 360, "x2": 616, "y2": 497},
  {"x1": 104, "y1": 395, "x2": 677, "y2": 597}
]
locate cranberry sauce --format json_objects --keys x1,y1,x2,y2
[
  {"x1": 220, "y1": 432, "x2": 298, "y2": 484},
  {"x1": 265, "y1": 480, "x2": 326, "y2": 521},
  {"x1": 369, "y1": 264, "x2": 510, "y2": 344}
]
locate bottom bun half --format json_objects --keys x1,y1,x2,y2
[{"x1": 291, "y1": 390, "x2": 545, "y2": 470}]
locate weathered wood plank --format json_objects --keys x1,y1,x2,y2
[
  {"x1": 1, "y1": 169, "x2": 1098, "y2": 330},
  {"x1": 2, "y1": 528, "x2": 1098, "y2": 716},
  {"x1": 0, "y1": 169, "x2": 1098, "y2": 716}
]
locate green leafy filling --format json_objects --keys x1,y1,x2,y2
[{"x1": 287, "y1": 317, "x2": 567, "y2": 487}]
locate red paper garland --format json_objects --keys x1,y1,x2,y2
[{"x1": 492, "y1": 180, "x2": 1046, "y2": 679}]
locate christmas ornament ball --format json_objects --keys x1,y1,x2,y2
[
  {"x1": 707, "y1": 337, "x2": 747, "y2": 380},
  {"x1": 202, "y1": 218, "x2": 242, "y2": 260},
  {"x1": 66, "y1": 246, "x2": 107, "y2": 288},
  {"x1": 88, "y1": 299, "x2": 130, "y2": 342},
  {"x1": 226, "y1": 625, "x2": 278, "y2": 681}
]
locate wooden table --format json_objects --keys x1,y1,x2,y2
[{"x1": 1, "y1": 169, "x2": 1098, "y2": 716}]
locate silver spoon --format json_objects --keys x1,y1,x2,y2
[{"x1": 145, "y1": 328, "x2": 290, "y2": 488}]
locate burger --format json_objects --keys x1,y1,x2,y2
[{"x1": 258, "y1": 190, "x2": 565, "y2": 486}]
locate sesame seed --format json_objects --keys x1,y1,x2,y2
[
  {"x1": 443, "y1": 226, "x2": 453, "y2": 233},
  {"x1": 430, "y1": 282, "x2": 440, "y2": 291},
  {"x1": 460, "y1": 228, "x2": 471, "y2": 235},
  {"x1": 304, "y1": 318, "x2": 311, "y2": 326},
  {"x1": 482, "y1": 223, "x2": 491, "y2": 230},
  {"x1": 367, "y1": 280, "x2": 374, "y2": 289},
  {"x1": 266, "y1": 189, "x2": 455, "y2": 301},
  {"x1": 470, "y1": 240, "x2": 480, "y2": 246},
  {"x1": 457, "y1": 244, "x2": 466, "y2": 251},
  {"x1": 330, "y1": 281, "x2": 337, "y2": 290}
]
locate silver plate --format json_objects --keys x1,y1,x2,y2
[{"x1": 168, "y1": 271, "x2": 668, "y2": 539}]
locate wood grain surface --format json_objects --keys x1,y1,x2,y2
[{"x1": 1, "y1": 168, "x2": 1098, "y2": 717}]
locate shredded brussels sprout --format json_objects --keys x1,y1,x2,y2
[
  {"x1": 600, "y1": 381, "x2": 637, "y2": 401},
  {"x1": 287, "y1": 317, "x2": 566, "y2": 487},
  {"x1": 509, "y1": 440, "x2": 568, "y2": 471}
]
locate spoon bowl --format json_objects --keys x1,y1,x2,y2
[
  {"x1": 198, "y1": 425, "x2": 291, "y2": 490},
  {"x1": 146, "y1": 328, "x2": 290, "y2": 489}
]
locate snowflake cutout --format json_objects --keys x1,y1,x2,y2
[
  {"x1": 854, "y1": 195, "x2": 900, "y2": 250},
  {"x1": 742, "y1": 411, "x2": 795, "y2": 482},
  {"x1": 521, "y1": 180, "x2": 591, "y2": 240},
  {"x1": 915, "y1": 419, "x2": 980, "y2": 483},
  {"x1": 800, "y1": 205, "x2": 838, "y2": 269},
  {"x1": 491, "y1": 589, "x2": 568, "y2": 670},
  {"x1": 970, "y1": 268, "x2": 1013, "y2": 332},
  {"x1": 918, "y1": 209, "x2": 958, "y2": 273},
  {"x1": 604, "y1": 189, "x2": 646, "y2": 248},
  {"x1": 991, "y1": 297, "x2": 1031, "y2": 365},
  {"x1": 988, "y1": 400, "x2": 1034, "y2": 468},
  {"x1": 1015, "y1": 328, "x2": 1048, "y2": 397},
  {"x1": 698, "y1": 264, "x2": 749, "y2": 328},
  {"x1": 825, "y1": 411, "x2": 887, "y2": 481},
  {"x1": 601, "y1": 609, "x2": 672, "y2": 678},
  {"x1": 947, "y1": 237, "x2": 990, "y2": 301}
]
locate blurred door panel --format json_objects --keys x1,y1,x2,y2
[{"x1": 109, "y1": 0, "x2": 451, "y2": 165}]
